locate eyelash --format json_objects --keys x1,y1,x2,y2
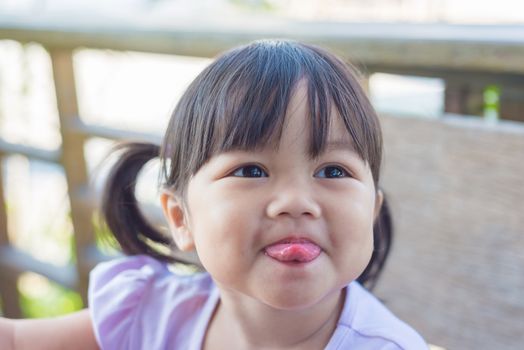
[
  {"x1": 230, "y1": 164, "x2": 351, "y2": 179},
  {"x1": 231, "y1": 164, "x2": 268, "y2": 178},
  {"x1": 314, "y1": 165, "x2": 350, "y2": 179}
]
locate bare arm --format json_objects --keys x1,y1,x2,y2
[
  {"x1": 0, "y1": 316, "x2": 15, "y2": 350},
  {"x1": 1, "y1": 309, "x2": 98, "y2": 350}
]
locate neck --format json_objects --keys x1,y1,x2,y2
[{"x1": 205, "y1": 288, "x2": 345, "y2": 350}]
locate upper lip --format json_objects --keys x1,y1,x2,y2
[{"x1": 264, "y1": 235, "x2": 321, "y2": 247}]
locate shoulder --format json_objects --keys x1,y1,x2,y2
[
  {"x1": 89, "y1": 254, "x2": 212, "y2": 298},
  {"x1": 328, "y1": 282, "x2": 428, "y2": 350},
  {"x1": 88, "y1": 255, "x2": 215, "y2": 349}
]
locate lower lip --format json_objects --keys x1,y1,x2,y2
[{"x1": 265, "y1": 257, "x2": 318, "y2": 267}]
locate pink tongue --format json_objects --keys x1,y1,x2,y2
[{"x1": 265, "y1": 242, "x2": 321, "y2": 263}]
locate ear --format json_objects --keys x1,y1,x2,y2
[
  {"x1": 160, "y1": 191, "x2": 195, "y2": 252},
  {"x1": 373, "y1": 188, "x2": 384, "y2": 221}
]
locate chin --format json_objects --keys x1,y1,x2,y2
[{"x1": 260, "y1": 286, "x2": 339, "y2": 312}]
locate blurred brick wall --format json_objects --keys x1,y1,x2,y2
[{"x1": 374, "y1": 114, "x2": 524, "y2": 350}]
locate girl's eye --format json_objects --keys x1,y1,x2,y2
[
  {"x1": 231, "y1": 165, "x2": 268, "y2": 178},
  {"x1": 315, "y1": 165, "x2": 350, "y2": 179}
]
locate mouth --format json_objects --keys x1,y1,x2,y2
[{"x1": 264, "y1": 238, "x2": 322, "y2": 264}]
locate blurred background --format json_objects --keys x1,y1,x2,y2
[{"x1": 1, "y1": 1, "x2": 523, "y2": 349}]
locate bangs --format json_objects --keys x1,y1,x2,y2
[
  {"x1": 162, "y1": 40, "x2": 382, "y2": 192},
  {"x1": 212, "y1": 41, "x2": 301, "y2": 152}
]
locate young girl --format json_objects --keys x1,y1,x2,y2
[{"x1": 0, "y1": 40, "x2": 427, "y2": 349}]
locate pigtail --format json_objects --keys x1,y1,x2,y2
[
  {"x1": 102, "y1": 142, "x2": 175, "y2": 262},
  {"x1": 357, "y1": 193, "x2": 393, "y2": 290}
]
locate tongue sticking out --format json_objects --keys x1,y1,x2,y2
[{"x1": 264, "y1": 241, "x2": 321, "y2": 263}]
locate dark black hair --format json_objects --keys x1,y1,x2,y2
[{"x1": 102, "y1": 40, "x2": 392, "y2": 290}]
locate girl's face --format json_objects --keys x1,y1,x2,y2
[{"x1": 163, "y1": 83, "x2": 382, "y2": 311}]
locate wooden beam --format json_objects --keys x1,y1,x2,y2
[
  {"x1": 0, "y1": 156, "x2": 8, "y2": 245},
  {"x1": 48, "y1": 48, "x2": 92, "y2": 303},
  {"x1": 0, "y1": 140, "x2": 61, "y2": 163},
  {"x1": 0, "y1": 246, "x2": 77, "y2": 289},
  {"x1": 0, "y1": 152, "x2": 21, "y2": 319},
  {"x1": 0, "y1": 273, "x2": 21, "y2": 318},
  {"x1": 1, "y1": 16, "x2": 524, "y2": 74},
  {"x1": 68, "y1": 119, "x2": 161, "y2": 144}
]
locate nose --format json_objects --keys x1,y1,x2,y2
[{"x1": 265, "y1": 180, "x2": 322, "y2": 219}]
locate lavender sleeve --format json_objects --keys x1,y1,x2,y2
[
  {"x1": 326, "y1": 282, "x2": 428, "y2": 350},
  {"x1": 88, "y1": 255, "x2": 166, "y2": 349}
]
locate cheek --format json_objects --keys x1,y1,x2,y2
[
  {"x1": 328, "y1": 191, "x2": 376, "y2": 262},
  {"x1": 187, "y1": 191, "x2": 258, "y2": 266},
  {"x1": 329, "y1": 190, "x2": 375, "y2": 232},
  {"x1": 331, "y1": 205, "x2": 375, "y2": 282},
  {"x1": 190, "y1": 195, "x2": 252, "y2": 236}
]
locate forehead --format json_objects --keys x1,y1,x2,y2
[{"x1": 276, "y1": 82, "x2": 356, "y2": 155}]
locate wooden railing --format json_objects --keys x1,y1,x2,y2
[
  {"x1": 0, "y1": 14, "x2": 523, "y2": 348},
  {"x1": 3, "y1": 14, "x2": 524, "y2": 120}
]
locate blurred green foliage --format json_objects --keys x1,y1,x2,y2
[
  {"x1": 16, "y1": 211, "x2": 121, "y2": 318},
  {"x1": 19, "y1": 279, "x2": 84, "y2": 318},
  {"x1": 483, "y1": 84, "x2": 501, "y2": 122}
]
